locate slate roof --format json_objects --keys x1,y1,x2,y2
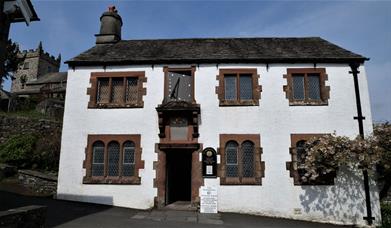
[
  {"x1": 27, "y1": 72, "x2": 67, "y2": 85},
  {"x1": 66, "y1": 37, "x2": 368, "y2": 66}
]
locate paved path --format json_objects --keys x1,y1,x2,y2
[
  {"x1": 0, "y1": 190, "x2": 348, "y2": 228},
  {"x1": 131, "y1": 210, "x2": 223, "y2": 224}
]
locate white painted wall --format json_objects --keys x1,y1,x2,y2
[{"x1": 57, "y1": 63, "x2": 380, "y2": 225}]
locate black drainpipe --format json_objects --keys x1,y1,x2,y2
[{"x1": 349, "y1": 62, "x2": 374, "y2": 225}]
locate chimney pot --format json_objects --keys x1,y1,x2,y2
[
  {"x1": 95, "y1": 6, "x2": 122, "y2": 44},
  {"x1": 108, "y1": 6, "x2": 117, "y2": 13}
]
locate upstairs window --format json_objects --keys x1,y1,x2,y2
[
  {"x1": 217, "y1": 69, "x2": 261, "y2": 106},
  {"x1": 88, "y1": 71, "x2": 146, "y2": 108},
  {"x1": 219, "y1": 134, "x2": 265, "y2": 185},
  {"x1": 284, "y1": 68, "x2": 329, "y2": 105},
  {"x1": 23, "y1": 62, "x2": 29, "y2": 69}
]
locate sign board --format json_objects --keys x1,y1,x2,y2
[
  {"x1": 200, "y1": 186, "x2": 218, "y2": 213},
  {"x1": 202, "y1": 147, "x2": 217, "y2": 178}
]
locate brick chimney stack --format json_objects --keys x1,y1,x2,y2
[{"x1": 95, "y1": 6, "x2": 123, "y2": 44}]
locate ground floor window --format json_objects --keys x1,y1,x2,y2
[
  {"x1": 218, "y1": 134, "x2": 265, "y2": 185},
  {"x1": 83, "y1": 134, "x2": 144, "y2": 184},
  {"x1": 286, "y1": 134, "x2": 336, "y2": 185}
]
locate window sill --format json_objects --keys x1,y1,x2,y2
[
  {"x1": 219, "y1": 100, "x2": 259, "y2": 106},
  {"x1": 83, "y1": 176, "x2": 141, "y2": 185},
  {"x1": 289, "y1": 101, "x2": 328, "y2": 106},
  {"x1": 88, "y1": 103, "x2": 144, "y2": 109},
  {"x1": 220, "y1": 177, "x2": 261, "y2": 185}
]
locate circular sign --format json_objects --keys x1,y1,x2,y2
[{"x1": 203, "y1": 147, "x2": 216, "y2": 156}]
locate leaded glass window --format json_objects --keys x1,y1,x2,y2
[
  {"x1": 108, "y1": 141, "x2": 120, "y2": 176},
  {"x1": 97, "y1": 78, "x2": 110, "y2": 103},
  {"x1": 219, "y1": 135, "x2": 263, "y2": 185},
  {"x1": 292, "y1": 74, "x2": 305, "y2": 100},
  {"x1": 308, "y1": 74, "x2": 321, "y2": 100},
  {"x1": 224, "y1": 75, "x2": 237, "y2": 100},
  {"x1": 218, "y1": 69, "x2": 259, "y2": 106},
  {"x1": 111, "y1": 78, "x2": 124, "y2": 103},
  {"x1": 226, "y1": 141, "x2": 238, "y2": 177},
  {"x1": 126, "y1": 78, "x2": 138, "y2": 103},
  {"x1": 296, "y1": 140, "x2": 307, "y2": 167},
  {"x1": 123, "y1": 141, "x2": 135, "y2": 177},
  {"x1": 288, "y1": 70, "x2": 326, "y2": 104},
  {"x1": 239, "y1": 74, "x2": 253, "y2": 100},
  {"x1": 90, "y1": 73, "x2": 145, "y2": 109},
  {"x1": 242, "y1": 141, "x2": 254, "y2": 177},
  {"x1": 92, "y1": 141, "x2": 105, "y2": 176}
]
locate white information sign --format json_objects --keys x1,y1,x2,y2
[
  {"x1": 206, "y1": 165, "x2": 213, "y2": 175},
  {"x1": 200, "y1": 186, "x2": 218, "y2": 213}
]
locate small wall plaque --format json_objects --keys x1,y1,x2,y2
[{"x1": 202, "y1": 147, "x2": 217, "y2": 178}]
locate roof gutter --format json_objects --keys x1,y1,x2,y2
[{"x1": 65, "y1": 57, "x2": 369, "y2": 67}]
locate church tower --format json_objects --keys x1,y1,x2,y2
[{"x1": 11, "y1": 41, "x2": 61, "y2": 93}]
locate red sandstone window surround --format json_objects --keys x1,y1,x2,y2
[
  {"x1": 83, "y1": 134, "x2": 144, "y2": 184},
  {"x1": 216, "y1": 69, "x2": 261, "y2": 106},
  {"x1": 218, "y1": 134, "x2": 265, "y2": 185},
  {"x1": 87, "y1": 71, "x2": 147, "y2": 108},
  {"x1": 283, "y1": 68, "x2": 330, "y2": 106},
  {"x1": 286, "y1": 134, "x2": 336, "y2": 185}
]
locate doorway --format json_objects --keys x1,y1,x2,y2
[{"x1": 166, "y1": 150, "x2": 192, "y2": 205}]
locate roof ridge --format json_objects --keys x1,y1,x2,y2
[{"x1": 120, "y1": 37, "x2": 322, "y2": 42}]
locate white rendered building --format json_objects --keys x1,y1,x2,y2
[{"x1": 57, "y1": 7, "x2": 381, "y2": 226}]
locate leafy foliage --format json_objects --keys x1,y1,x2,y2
[
  {"x1": 381, "y1": 202, "x2": 391, "y2": 228},
  {"x1": 1, "y1": 39, "x2": 24, "y2": 84},
  {"x1": 374, "y1": 122, "x2": 391, "y2": 200},
  {"x1": 0, "y1": 131, "x2": 61, "y2": 171},
  {"x1": 33, "y1": 128, "x2": 61, "y2": 171},
  {"x1": 300, "y1": 123, "x2": 390, "y2": 195},
  {"x1": 0, "y1": 134, "x2": 37, "y2": 167}
]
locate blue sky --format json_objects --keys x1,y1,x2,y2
[{"x1": 5, "y1": 0, "x2": 391, "y2": 122}]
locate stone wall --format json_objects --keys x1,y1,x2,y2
[
  {"x1": 18, "y1": 170, "x2": 57, "y2": 195},
  {"x1": 0, "y1": 115, "x2": 62, "y2": 145},
  {"x1": 0, "y1": 205, "x2": 47, "y2": 228}
]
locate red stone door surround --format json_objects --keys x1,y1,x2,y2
[{"x1": 154, "y1": 143, "x2": 203, "y2": 208}]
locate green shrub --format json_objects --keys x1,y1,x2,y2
[
  {"x1": 32, "y1": 131, "x2": 61, "y2": 171},
  {"x1": 0, "y1": 134, "x2": 37, "y2": 167},
  {"x1": 382, "y1": 202, "x2": 391, "y2": 227}
]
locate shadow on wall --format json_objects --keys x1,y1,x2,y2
[
  {"x1": 299, "y1": 167, "x2": 366, "y2": 224},
  {"x1": 0, "y1": 191, "x2": 113, "y2": 227}
]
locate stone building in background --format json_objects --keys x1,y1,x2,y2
[{"x1": 11, "y1": 42, "x2": 61, "y2": 96}]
